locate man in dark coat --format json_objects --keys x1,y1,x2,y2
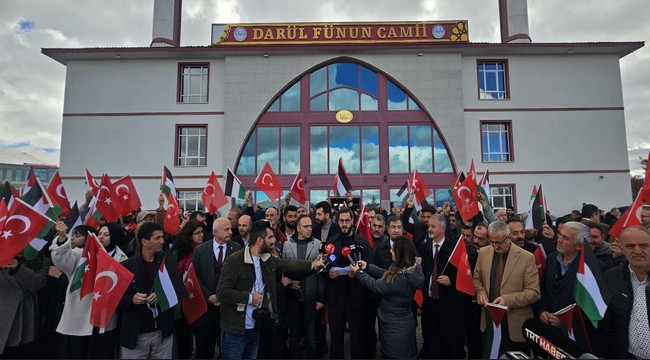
[
  {"x1": 192, "y1": 217, "x2": 241, "y2": 359},
  {"x1": 118, "y1": 221, "x2": 185, "y2": 359},
  {"x1": 419, "y1": 213, "x2": 465, "y2": 358},
  {"x1": 601, "y1": 226, "x2": 650, "y2": 359}
]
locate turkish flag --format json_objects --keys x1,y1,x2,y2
[
  {"x1": 448, "y1": 236, "x2": 475, "y2": 296},
  {"x1": 290, "y1": 171, "x2": 307, "y2": 205},
  {"x1": 609, "y1": 188, "x2": 644, "y2": 239},
  {"x1": 89, "y1": 242, "x2": 133, "y2": 329},
  {"x1": 182, "y1": 264, "x2": 207, "y2": 325},
  {"x1": 255, "y1": 162, "x2": 283, "y2": 201},
  {"x1": 355, "y1": 205, "x2": 374, "y2": 248},
  {"x1": 0, "y1": 201, "x2": 7, "y2": 234},
  {"x1": 164, "y1": 193, "x2": 182, "y2": 235},
  {"x1": 80, "y1": 233, "x2": 102, "y2": 299},
  {"x1": 643, "y1": 150, "x2": 650, "y2": 204},
  {"x1": 113, "y1": 176, "x2": 142, "y2": 216},
  {"x1": 453, "y1": 172, "x2": 479, "y2": 222},
  {"x1": 201, "y1": 171, "x2": 228, "y2": 214},
  {"x1": 0, "y1": 198, "x2": 53, "y2": 266},
  {"x1": 410, "y1": 170, "x2": 432, "y2": 206},
  {"x1": 85, "y1": 168, "x2": 100, "y2": 196},
  {"x1": 95, "y1": 174, "x2": 120, "y2": 222},
  {"x1": 47, "y1": 171, "x2": 71, "y2": 217}
]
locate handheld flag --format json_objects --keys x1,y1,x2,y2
[
  {"x1": 453, "y1": 168, "x2": 479, "y2": 221},
  {"x1": 85, "y1": 168, "x2": 100, "y2": 196},
  {"x1": 355, "y1": 204, "x2": 373, "y2": 248},
  {"x1": 255, "y1": 162, "x2": 283, "y2": 202},
  {"x1": 94, "y1": 174, "x2": 120, "y2": 222},
  {"x1": 89, "y1": 240, "x2": 133, "y2": 328},
  {"x1": 22, "y1": 167, "x2": 37, "y2": 196},
  {"x1": 0, "y1": 198, "x2": 54, "y2": 267},
  {"x1": 411, "y1": 169, "x2": 432, "y2": 210},
  {"x1": 484, "y1": 303, "x2": 508, "y2": 359},
  {"x1": 47, "y1": 171, "x2": 71, "y2": 217},
  {"x1": 333, "y1": 157, "x2": 352, "y2": 198},
  {"x1": 160, "y1": 166, "x2": 176, "y2": 198},
  {"x1": 525, "y1": 184, "x2": 546, "y2": 230},
  {"x1": 609, "y1": 188, "x2": 643, "y2": 239},
  {"x1": 202, "y1": 171, "x2": 228, "y2": 214},
  {"x1": 224, "y1": 168, "x2": 247, "y2": 200},
  {"x1": 164, "y1": 193, "x2": 182, "y2": 236},
  {"x1": 446, "y1": 236, "x2": 475, "y2": 296},
  {"x1": 182, "y1": 264, "x2": 207, "y2": 325},
  {"x1": 113, "y1": 176, "x2": 142, "y2": 216},
  {"x1": 573, "y1": 242, "x2": 610, "y2": 327},
  {"x1": 477, "y1": 169, "x2": 491, "y2": 207},
  {"x1": 153, "y1": 255, "x2": 179, "y2": 312},
  {"x1": 77, "y1": 232, "x2": 101, "y2": 298},
  {"x1": 290, "y1": 171, "x2": 307, "y2": 205}
]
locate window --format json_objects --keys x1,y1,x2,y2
[
  {"x1": 388, "y1": 125, "x2": 452, "y2": 173},
  {"x1": 387, "y1": 80, "x2": 420, "y2": 110},
  {"x1": 177, "y1": 190, "x2": 203, "y2": 212},
  {"x1": 309, "y1": 63, "x2": 379, "y2": 111},
  {"x1": 490, "y1": 185, "x2": 515, "y2": 210},
  {"x1": 177, "y1": 125, "x2": 207, "y2": 166},
  {"x1": 179, "y1": 63, "x2": 209, "y2": 103},
  {"x1": 481, "y1": 121, "x2": 512, "y2": 162},
  {"x1": 478, "y1": 60, "x2": 508, "y2": 99},
  {"x1": 268, "y1": 82, "x2": 301, "y2": 112},
  {"x1": 238, "y1": 127, "x2": 301, "y2": 175}
]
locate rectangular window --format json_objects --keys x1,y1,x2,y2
[
  {"x1": 177, "y1": 190, "x2": 203, "y2": 212},
  {"x1": 490, "y1": 184, "x2": 515, "y2": 211},
  {"x1": 179, "y1": 63, "x2": 209, "y2": 103},
  {"x1": 481, "y1": 121, "x2": 513, "y2": 162},
  {"x1": 478, "y1": 60, "x2": 508, "y2": 99},
  {"x1": 177, "y1": 125, "x2": 207, "y2": 166}
]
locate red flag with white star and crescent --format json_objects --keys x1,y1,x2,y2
[
  {"x1": 201, "y1": 171, "x2": 228, "y2": 215},
  {"x1": 113, "y1": 175, "x2": 142, "y2": 216},
  {"x1": 164, "y1": 193, "x2": 182, "y2": 236},
  {"x1": 89, "y1": 239, "x2": 133, "y2": 329},
  {"x1": 290, "y1": 171, "x2": 307, "y2": 205},
  {"x1": 47, "y1": 171, "x2": 71, "y2": 217},
  {"x1": 255, "y1": 162, "x2": 283, "y2": 202},
  {"x1": 0, "y1": 198, "x2": 53, "y2": 267},
  {"x1": 448, "y1": 235, "x2": 475, "y2": 296},
  {"x1": 95, "y1": 174, "x2": 120, "y2": 222},
  {"x1": 182, "y1": 263, "x2": 207, "y2": 325}
]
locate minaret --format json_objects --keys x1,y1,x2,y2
[
  {"x1": 151, "y1": 0, "x2": 182, "y2": 47},
  {"x1": 499, "y1": 0, "x2": 531, "y2": 43}
]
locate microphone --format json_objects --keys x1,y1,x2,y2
[
  {"x1": 317, "y1": 254, "x2": 337, "y2": 274},
  {"x1": 341, "y1": 246, "x2": 355, "y2": 266},
  {"x1": 325, "y1": 243, "x2": 335, "y2": 255},
  {"x1": 352, "y1": 244, "x2": 364, "y2": 263},
  {"x1": 522, "y1": 318, "x2": 593, "y2": 359}
]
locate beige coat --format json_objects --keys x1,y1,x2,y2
[{"x1": 473, "y1": 243, "x2": 540, "y2": 342}]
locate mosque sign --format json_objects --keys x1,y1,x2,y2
[{"x1": 211, "y1": 21, "x2": 468, "y2": 46}]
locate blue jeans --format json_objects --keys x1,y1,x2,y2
[{"x1": 221, "y1": 329, "x2": 260, "y2": 359}]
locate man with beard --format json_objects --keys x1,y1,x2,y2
[
  {"x1": 401, "y1": 194, "x2": 436, "y2": 247},
  {"x1": 280, "y1": 205, "x2": 298, "y2": 241},
  {"x1": 507, "y1": 218, "x2": 537, "y2": 253},
  {"x1": 231, "y1": 214, "x2": 252, "y2": 248},
  {"x1": 216, "y1": 221, "x2": 325, "y2": 359},
  {"x1": 281, "y1": 215, "x2": 325, "y2": 358},
  {"x1": 325, "y1": 207, "x2": 373, "y2": 359},
  {"x1": 312, "y1": 201, "x2": 340, "y2": 243}
]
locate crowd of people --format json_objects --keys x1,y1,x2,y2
[{"x1": 2, "y1": 187, "x2": 650, "y2": 359}]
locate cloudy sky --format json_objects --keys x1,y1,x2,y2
[{"x1": 1, "y1": 0, "x2": 648, "y2": 175}]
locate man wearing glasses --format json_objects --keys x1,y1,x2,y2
[
  {"x1": 474, "y1": 221, "x2": 540, "y2": 356},
  {"x1": 281, "y1": 215, "x2": 325, "y2": 358}
]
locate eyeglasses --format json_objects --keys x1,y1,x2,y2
[{"x1": 490, "y1": 238, "x2": 508, "y2": 246}]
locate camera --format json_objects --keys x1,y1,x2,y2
[{"x1": 252, "y1": 307, "x2": 282, "y2": 334}]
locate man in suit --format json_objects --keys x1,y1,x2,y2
[
  {"x1": 282, "y1": 215, "x2": 325, "y2": 358},
  {"x1": 192, "y1": 217, "x2": 242, "y2": 359},
  {"x1": 601, "y1": 226, "x2": 650, "y2": 359},
  {"x1": 419, "y1": 213, "x2": 465, "y2": 358},
  {"x1": 474, "y1": 221, "x2": 540, "y2": 356},
  {"x1": 231, "y1": 214, "x2": 252, "y2": 248}
]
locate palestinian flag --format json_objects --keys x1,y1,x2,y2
[
  {"x1": 160, "y1": 166, "x2": 176, "y2": 198},
  {"x1": 225, "y1": 168, "x2": 247, "y2": 200},
  {"x1": 396, "y1": 180, "x2": 409, "y2": 205},
  {"x1": 153, "y1": 255, "x2": 179, "y2": 312},
  {"x1": 554, "y1": 303, "x2": 577, "y2": 340},
  {"x1": 525, "y1": 184, "x2": 545, "y2": 230},
  {"x1": 477, "y1": 168, "x2": 491, "y2": 207},
  {"x1": 573, "y1": 243, "x2": 610, "y2": 327},
  {"x1": 333, "y1": 157, "x2": 352, "y2": 198},
  {"x1": 484, "y1": 303, "x2": 507, "y2": 359},
  {"x1": 21, "y1": 178, "x2": 60, "y2": 259}
]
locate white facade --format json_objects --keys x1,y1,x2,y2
[{"x1": 45, "y1": 39, "x2": 641, "y2": 216}]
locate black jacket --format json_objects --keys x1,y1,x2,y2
[
  {"x1": 118, "y1": 251, "x2": 185, "y2": 350},
  {"x1": 601, "y1": 263, "x2": 650, "y2": 359}
]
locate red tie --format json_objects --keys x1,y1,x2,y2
[
  {"x1": 430, "y1": 244, "x2": 440, "y2": 299},
  {"x1": 217, "y1": 245, "x2": 224, "y2": 267}
]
